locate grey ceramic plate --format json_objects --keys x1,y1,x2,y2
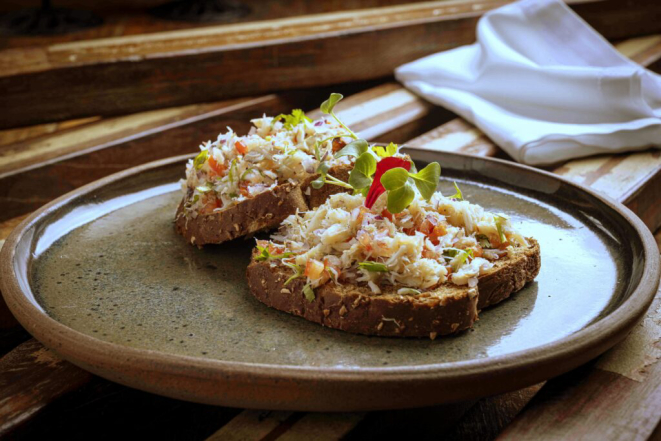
[{"x1": 1, "y1": 149, "x2": 658, "y2": 411}]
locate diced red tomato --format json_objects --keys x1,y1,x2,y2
[
  {"x1": 235, "y1": 141, "x2": 248, "y2": 155},
  {"x1": 207, "y1": 156, "x2": 226, "y2": 177},
  {"x1": 239, "y1": 181, "x2": 251, "y2": 198},
  {"x1": 200, "y1": 195, "x2": 222, "y2": 214},
  {"x1": 267, "y1": 243, "x2": 286, "y2": 255},
  {"x1": 427, "y1": 223, "x2": 447, "y2": 245},
  {"x1": 403, "y1": 227, "x2": 416, "y2": 236},
  {"x1": 418, "y1": 215, "x2": 438, "y2": 235},
  {"x1": 381, "y1": 209, "x2": 394, "y2": 221},
  {"x1": 305, "y1": 259, "x2": 325, "y2": 280}
]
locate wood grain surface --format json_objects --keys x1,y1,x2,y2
[
  {"x1": 0, "y1": 82, "x2": 382, "y2": 223},
  {"x1": 2, "y1": 0, "x2": 661, "y2": 128},
  {"x1": 1, "y1": 26, "x2": 660, "y2": 441}
]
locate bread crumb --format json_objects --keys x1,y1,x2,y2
[
  {"x1": 450, "y1": 323, "x2": 459, "y2": 332},
  {"x1": 233, "y1": 223, "x2": 240, "y2": 231},
  {"x1": 280, "y1": 288, "x2": 291, "y2": 294},
  {"x1": 277, "y1": 200, "x2": 284, "y2": 206},
  {"x1": 265, "y1": 213, "x2": 274, "y2": 219},
  {"x1": 323, "y1": 309, "x2": 330, "y2": 317},
  {"x1": 377, "y1": 322, "x2": 384, "y2": 331},
  {"x1": 339, "y1": 305, "x2": 347, "y2": 316},
  {"x1": 429, "y1": 332, "x2": 438, "y2": 340}
]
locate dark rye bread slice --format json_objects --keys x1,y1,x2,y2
[
  {"x1": 246, "y1": 238, "x2": 540, "y2": 338},
  {"x1": 476, "y1": 238, "x2": 541, "y2": 310},
  {"x1": 175, "y1": 164, "x2": 351, "y2": 247}
]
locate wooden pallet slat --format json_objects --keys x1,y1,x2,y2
[
  {"x1": 2, "y1": 0, "x2": 661, "y2": 128},
  {"x1": 0, "y1": 29, "x2": 660, "y2": 440}
]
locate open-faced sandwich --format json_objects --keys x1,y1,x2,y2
[
  {"x1": 176, "y1": 94, "x2": 374, "y2": 246},
  {"x1": 247, "y1": 150, "x2": 540, "y2": 339}
]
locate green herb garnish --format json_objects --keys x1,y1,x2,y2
[
  {"x1": 442, "y1": 248, "x2": 474, "y2": 271},
  {"x1": 272, "y1": 109, "x2": 312, "y2": 130},
  {"x1": 195, "y1": 185, "x2": 211, "y2": 193},
  {"x1": 448, "y1": 181, "x2": 463, "y2": 200},
  {"x1": 376, "y1": 162, "x2": 440, "y2": 213},
  {"x1": 311, "y1": 158, "x2": 353, "y2": 190},
  {"x1": 283, "y1": 261, "x2": 303, "y2": 286},
  {"x1": 193, "y1": 150, "x2": 208, "y2": 170},
  {"x1": 303, "y1": 284, "x2": 315, "y2": 302},
  {"x1": 334, "y1": 138, "x2": 369, "y2": 159},
  {"x1": 320, "y1": 93, "x2": 358, "y2": 140},
  {"x1": 495, "y1": 213, "x2": 509, "y2": 243},
  {"x1": 358, "y1": 261, "x2": 389, "y2": 272},
  {"x1": 408, "y1": 163, "x2": 441, "y2": 201},
  {"x1": 372, "y1": 142, "x2": 398, "y2": 158},
  {"x1": 348, "y1": 152, "x2": 377, "y2": 190},
  {"x1": 254, "y1": 245, "x2": 294, "y2": 262}
]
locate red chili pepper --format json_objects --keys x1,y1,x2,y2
[{"x1": 365, "y1": 157, "x2": 411, "y2": 209}]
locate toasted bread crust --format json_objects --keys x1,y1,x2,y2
[
  {"x1": 247, "y1": 259, "x2": 478, "y2": 338},
  {"x1": 175, "y1": 164, "x2": 352, "y2": 247},
  {"x1": 476, "y1": 238, "x2": 541, "y2": 310},
  {"x1": 246, "y1": 238, "x2": 540, "y2": 338}
]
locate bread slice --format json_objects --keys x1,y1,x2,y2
[
  {"x1": 246, "y1": 238, "x2": 540, "y2": 338},
  {"x1": 175, "y1": 164, "x2": 352, "y2": 247}
]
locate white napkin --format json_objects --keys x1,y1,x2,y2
[{"x1": 395, "y1": 0, "x2": 661, "y2": 165}]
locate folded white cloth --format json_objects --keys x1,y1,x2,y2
[{"x1": 395, "y1": 0, "x2": 661, "y2": 165}]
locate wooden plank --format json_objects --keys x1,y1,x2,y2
[
  {"x1": 0, "y1": 89, "x2": 332, "y2": 223},
  {"x1": 276, "y1": 413, "x2": 366, "y2": 441},
  {"x1": 2, "y1": 0, "x2": 660, "y2": 128},
  {"x1": 498, "y1": 283, "x2": 661, "y2": 440},
  {"x1": 0, "y1": 214, "x2": 29, "y2": 330},
  {"x1": 206, "y1": 410, "x2": 296, "y2": 441},
  {"x1": 2, "y1": 32, "x2": 660, "y2": 437},
  {"x1": 0, "y1": 339, "x2": 92, "y2": 436}
]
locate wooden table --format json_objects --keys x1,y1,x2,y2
[{"x1": 1, "y1": 1, "x2": 661, "y2": 439}]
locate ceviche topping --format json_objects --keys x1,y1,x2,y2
[
  {"x1": 180, "y1": 93, "x2": 372, "y2": 217},
  {"x1": 258, "y1": 187, "x2": 529, "y2": 300}
]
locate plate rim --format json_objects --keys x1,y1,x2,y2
[{"x1": 1, "y1": 150, "x2": 659, "y2": 409}]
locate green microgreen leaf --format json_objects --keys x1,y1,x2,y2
[
  {"x1": 195, "y1": 185, "x2": 211, "y2": 193},
  {"x1": 228, "y1": 159, "x2": 238, "y2": 184},
  {"x1": 349, "y1": 152, "x2": 376, "y2": 190},
  {"x1": 272, "y1": 109, "x2": 312, "y2": 130},
  {"x1": 311, "y1": 176, "x2": 326, "y2": 189},
  {"x1": 386, "y1": 182, "x2": 415, "y2": 214},
  {"x1": 495, "y1": 214, "x2": 508, "y2": 243},
  {"x1": 334, "y1": 138, "x2": 368, "y2": 158},
  {"x1": 254, "y1": 245, "x2": 294, "y2": 262},
  {"x1": 283, "y1": 261, "x2": 303, "y2": 286},
  {"x1": 319, "y1": 93, "x2": 358, "y2": 139},
  {"x1": 372, "y1": 142, "x2": 398, "y2": 158},
  {"x1": 449, "y1": 181, "x2": 464, "y2": 200},
  {"x1": 316, "y1": 161, "x2": 331, "y2": 175},
  {"x1": 193, "y1": 150, "x2": 208, "y2": 170},
  {"x1": 380, "y1": 167, "x2": 409, "y2": 191},
  {"x1": 443, "y1": 248, "x2": 473, "y2": 271},
  {"x1": 320, "y1": 93, "x2": 343, "y2": 114},
  {"x1": 409, "y1": 162, "x2": 441, "y2": 200},
  {"x1": 303, "y1": 284, "x2": 315, "y2": 302},
  {"x1": 358, "y1": 261, "x2": 389, "y2": 272}
]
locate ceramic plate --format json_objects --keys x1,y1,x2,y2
[{"x1": 1, "y1": 149, "x2": 658, "y2": 411}]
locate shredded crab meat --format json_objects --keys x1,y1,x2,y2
[
  {"x1": 180, "y1": 114, "x2": 352, "y2": 215},
  {"x1": 265, "y1": 191, "x2": 528, "y2": 293}
]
